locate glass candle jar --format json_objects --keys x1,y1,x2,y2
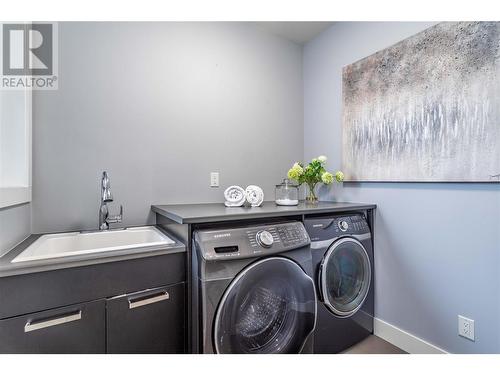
[{"x1": 275, "y1": 179, "x2": 299, "y2": 206}]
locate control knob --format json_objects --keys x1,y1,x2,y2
[
  {"x1": 256, "y1": 230, "x2": 274, "y2": 248},
  {"x1": 338, "y1": 220, "x2": 349, "y2": 232}
]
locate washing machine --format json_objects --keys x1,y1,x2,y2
[
  {"x1": 304, "y1": 213, "x2": 374, "y2": 353},
  {"x1": 192, "y1": 221, "x2": 317, "y2": 354}
]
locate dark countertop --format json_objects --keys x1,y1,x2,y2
[
  {"x1": 0, "y1": 226, "x2": 186, "y2": 278},
  {"x1": 151, "y1": 201, "x2": 376, "y2": 224}
]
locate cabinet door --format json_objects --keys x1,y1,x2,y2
[
  {"x1": 0, "y1": 300, "x2": 105, "y2": 353},
  {"x1": 106, "y1": 283, "x2": 185, "y2": 353}
]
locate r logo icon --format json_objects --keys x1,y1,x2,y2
[{"x1": 3, "y1": 23, "x2": 53, "y2": 76}]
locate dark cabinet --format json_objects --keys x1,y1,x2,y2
[
  {"x1": 0, "y1": 300, "x2": 105, "y2": 354},
  {"x1": 106, "y1": 283, "x2": 185, "y2": 353},
  {"x1": 0, "y1": 251, "x2": 186, "y2": 354}
]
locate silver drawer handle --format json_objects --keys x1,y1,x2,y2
[
  {"x1": 128, "y1": 291, "x2": 169, "y2": 309},
  {"x1": 24, "y1": 310, "x2": 82, "y2": 333}
]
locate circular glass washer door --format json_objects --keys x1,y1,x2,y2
[
  {"x1": 320, "y1": 237, "x2": 371, "y2": 318},
  {"x1": 214, "y1": 257, "x2": 316, "y2": 354}
]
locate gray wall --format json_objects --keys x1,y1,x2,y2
[
  {"x1": 33, "y1": 22, "x2": 303, "y2": 233},
  {"x1": 304, "y1": 22, "x2": 500, "y2": 353},
  {"x1": 0, "y1": 204, "x2": 31, "y2": 256}
]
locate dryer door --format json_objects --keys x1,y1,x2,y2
[
  {"x1": 213, "y1": 257, "x2": 316, "y2": 354},
  {"x1": 320, "y1": 237, "x2": 371, "y2": 318}
]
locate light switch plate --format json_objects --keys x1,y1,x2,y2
[
  {"x1": 210, "y1": 172, "x2": 219, "y2": 187},
  {"x1": 458, "y1": 315, "x2": 475, "y2": 341}
]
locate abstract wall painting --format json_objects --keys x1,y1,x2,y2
[{"x1": 342, "y1": 22, "x2": 500, "y2": 182}]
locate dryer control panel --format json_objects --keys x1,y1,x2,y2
[
  {"x1": 194, "y1": 221, "x2": 310, "y2": 261},
  {"x1": 304, "y1": 214, "x2": 370, "y2": 242}
]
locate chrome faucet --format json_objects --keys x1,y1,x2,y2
[{"x1": 99, "y1": 171, "x2": 123, "y2": 230}]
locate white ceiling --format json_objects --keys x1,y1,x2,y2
[{"x1": 252, "y1": 22, "x2": 333, "y2": 45}]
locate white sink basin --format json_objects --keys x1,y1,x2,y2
[{"x1": 12, "y1": 226, "x2": 175, "y2": 263}]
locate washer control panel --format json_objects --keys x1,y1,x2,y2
[
  {"x1": 195, "y1": 221, "x2": 310, "y2": 261},
  {"x1": 277, "y1": 224, "x2": 310, "y2": 247}
]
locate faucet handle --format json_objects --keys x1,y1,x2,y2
[{"x1": 107, "y1": 205, "x2": 123, "y2": 224}]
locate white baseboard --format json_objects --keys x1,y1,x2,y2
[{"x1": 374, "y1": 318, "x2": 448, "y2": 354}]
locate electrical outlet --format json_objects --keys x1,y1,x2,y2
[
  {"x1": 210, "y1": 172, "x2": 219, "y2": 187},
  {"x1": 458, "y1": 315, "x2": 475, "y2": 341}
]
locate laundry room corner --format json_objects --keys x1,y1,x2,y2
[{"x1": 303, "y1": 21, "x2": 500, "y2": 354}]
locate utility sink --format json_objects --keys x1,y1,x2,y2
[{"x1": 11, "y1": 226, "x2": 175, "y2": 263}]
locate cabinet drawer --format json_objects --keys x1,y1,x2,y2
[
  {"x1": 0, "y1": 252, "x2": 186, "y2": 319},
  {"x1": 106, "y1": 283, "x2": 185, "y2": 353},
  {"x1": 0, "y1": 300, "x2": 105, "y2": 353}
]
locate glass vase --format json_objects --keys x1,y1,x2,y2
[{"x1": 305, "y1": 182, "x2": 318, "y2": 203}]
